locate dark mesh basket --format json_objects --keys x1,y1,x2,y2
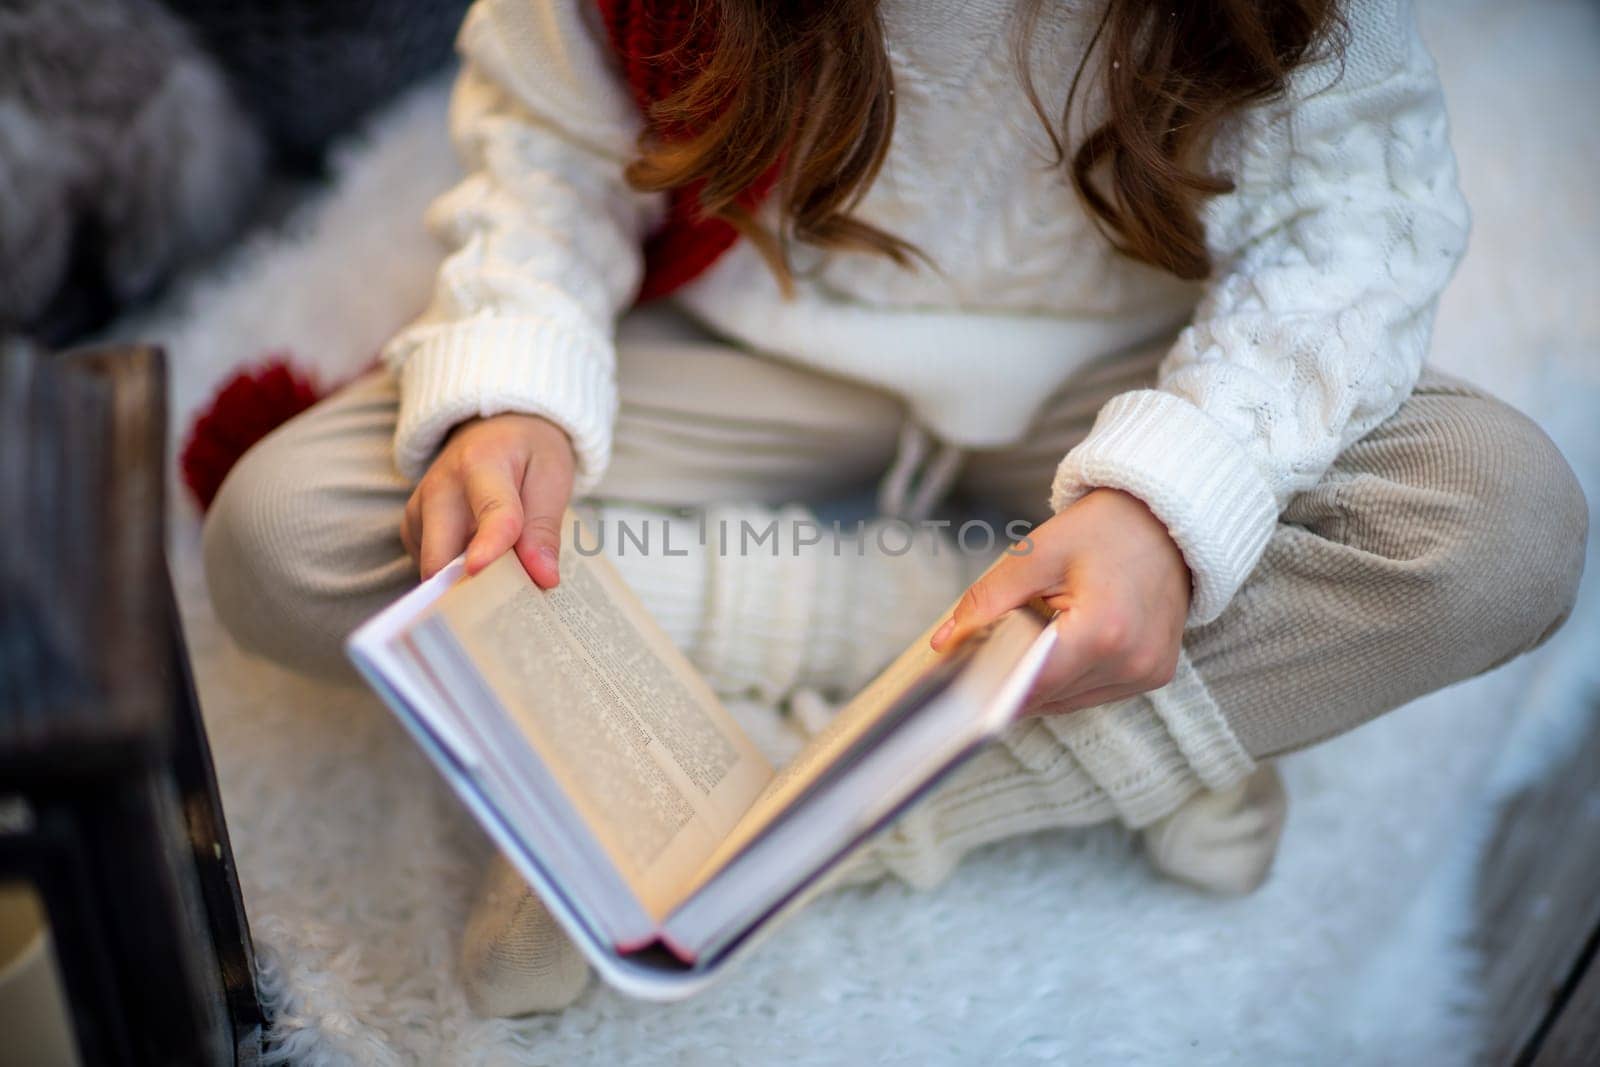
[{"x1": 159, "y1": 0, "x2": 472, "y2": 167}]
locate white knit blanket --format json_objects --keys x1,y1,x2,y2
[{"x1": 130, "y1": 1, "x2": 1598, "y2": 1061}]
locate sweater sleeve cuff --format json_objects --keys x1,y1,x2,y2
[
  {"x1": 1050, "y1": 389, "x2": 1279, "y2": 624},
  {"x1": 384, "y1": 317, "x2": 617, "y2": 493}
]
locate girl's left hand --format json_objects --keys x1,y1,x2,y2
[{"x1": 930, "y1": 488, "x2": 1191, "y2": 715}]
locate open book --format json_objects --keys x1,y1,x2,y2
[{"x1": 347, "y1": 515, "x2": 1056, "y2": 1000}]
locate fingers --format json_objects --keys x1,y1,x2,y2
[
  {"x1": 417, "y1": 484, "x2": 471, "y2": 579},
  {"x1": 463, "y1": 464, "x2": 525, "y2": 575},
  {"x1": 401, "y1": 495, "x2": 421, "y2": 565},
  {"x1": 405, "y1": 459, "x2": 566, "y2": 584},
  {"x1": 1024, "y1": 608, "x2": 1183, "y2": 715},
  {"x1": 513, "y1": 459, "x2": 573, "y2": 590},
  {"x1": 401, "y1": 412, "x2": 579, "y2": 583},
  {"x1": 930, "y1": 547, "x2": 1056, "y2": 652},
  {"x1": 1028, "y1": 611, "x2": 1097, "y2": 695}
]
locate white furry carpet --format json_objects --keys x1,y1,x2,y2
[{"x1": 127, "y1": 1, "x2": 1599, "y2": 1062}]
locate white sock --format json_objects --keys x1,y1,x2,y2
[
  {"x1": 459, "y1": 854, "x2": 590, "y2": 1016},
  {"x1": 1141, "y1": 763, "x2": 1288, "y2": 896}
]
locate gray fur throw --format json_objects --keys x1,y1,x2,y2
[{"x1": 0, "y1": 0, "x2": 263, "y2": 339}]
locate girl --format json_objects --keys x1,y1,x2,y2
[{"x1": 203, "y1": 0, "x2": 1587, "y2": 1015}]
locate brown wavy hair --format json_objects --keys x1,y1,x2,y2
[{"x1": 624, "y1": 0, "x2": 1346, "y2": 283}]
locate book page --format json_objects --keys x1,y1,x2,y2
[
  {"x1": 686, "y1": 616, "x2": 948, "y2": 888},
  {"x1": 424, "y1": 532, "x2": 774, "y2": 920},
  {"x1": 662, "y1": 606, "x2": 1054, "y2": 961}
]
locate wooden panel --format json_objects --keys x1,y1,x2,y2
[
  {"x1": 0, "y1": 340, "x2": 171, "y2": 774},
  {"x1": 1475, "y1": 709, "x2": 1600, "y2": 1064},
  {"x1": 1, "y1": 341, "x2": 263, "y2": 1062}
]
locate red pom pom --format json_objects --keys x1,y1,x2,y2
[{"x1": 181, "y1": 356, "x2": 325, "y2": 511}]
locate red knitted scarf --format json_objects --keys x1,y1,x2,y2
[{"x1": 596, "y1": 0, "x2": 781, "y2": 301}]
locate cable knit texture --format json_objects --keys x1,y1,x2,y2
[
  {"x1": 1012, "y1": 651, "x2": 1256, "y2": 827},
  {"x1": 384, "y1": 0, "x2": 1469, "y2": 621},
  {"x1": 380, "y1": 0, "x2": 663, "y2": 487},
  {"x1": 1050, "y1": 0, "x2": 1470, "y2": 620}
]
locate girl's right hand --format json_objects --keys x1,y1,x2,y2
[{"x1": 402, "y1": 412, "x2": 576, "y2": 587}]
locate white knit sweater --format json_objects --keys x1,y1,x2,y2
[{"x1": 382, "y1": 0, "x2": 1469, "y2": 624}]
